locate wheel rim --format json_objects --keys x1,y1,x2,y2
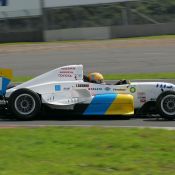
[
  {"x1": 14, "y1": 94, "x2": 36, "y2": 115},
  {"x1": 161, "y1": 94, "x2": 175, "y2": 116}
]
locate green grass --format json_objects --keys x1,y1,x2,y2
[
  {"x1": 1, "y1": 34, "x2": 175, "y2": 46},
  {"x1": 104, "y1": 72, "x2": 175, "y2": 80},
  {"x1": 0, "y1": 127, "x2": 174, "y2": 175},
  {"x1": 12, "y1": 72, "x2": 175, "y2": 83},
  {"x1": 12, "y1": 76, "x2": 33, "y2": 83}
]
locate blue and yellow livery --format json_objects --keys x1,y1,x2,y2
[
  {"x1": 0, "y1": 69, "x2": 13, "y2": 96},
  {"x1": 84, "y1": 93, "x2": 134, "y2": 116}
]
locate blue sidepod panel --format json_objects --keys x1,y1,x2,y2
[
  {"x1": 83, "y1": 94, "x2": 117, "y2": 115},
  {"x1": 0, "y1": 77, "x2": 10, "y2": 96}
]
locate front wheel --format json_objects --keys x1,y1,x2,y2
[
  {"x1": 8, "y1": 89, "x2": 41, "y2": 120},
  {"x1": 156, "y1": 91, "x2": 175, "y2": 120}
]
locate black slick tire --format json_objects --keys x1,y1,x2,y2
[
  {"x1": 156, "y1": 91, "x2": 175, "y2": 120},
  {"x1": 8, "y1": 88, "x2": 41, "y2": 120}
]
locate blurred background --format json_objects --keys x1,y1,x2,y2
[{"x1": 0, "y1": 0, "x2": 175, "y2": 42}]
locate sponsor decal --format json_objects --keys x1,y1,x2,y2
[
  {"x1": 113, "y1": 88, "x2": 126, "y2": 91},
  {"x1": 76, "y1": 84, "x2": 89, "y2": 88},
  {"x1": 140, "y1": 97, "x2": 146, "y2": 103},
  {"x1": 156, "y1": 84, "x2": 173, "y2": 89},
  {"x1": 60, "y1": 71, "x2": 74, "y2": 74},
  {"x1": 63, "y1": 87, "x2": 70, "y2": 91},
  {"x1": 55, "y1": 85, "x2": 61, "y2": 91},
  {"x1": 0, "y1": 0, "x2": 7, "y2": 6},
  {"x1": 130, "y1": 87, "x2": 136, "y2": 93},
  {"x1": 61, "y1": 67, "x2": 76, "y2": 70},
  {"x1": 105, "y1": 87, "x2": 111, "y2": 91},
  {"x1": 58, "y1": 74, "x2": 72, "y2": 77},
  {"x1": 137, "y1": 92, "x2": 146, "y2": 103},
  {"x1": 89, "y1": 88, "x2": 103, "y2": 91},
  {"x1": 47, "y1": 95, "x2": 55, "y2": 102}
]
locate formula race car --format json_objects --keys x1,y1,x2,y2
[{"x1": 0, "y1": 65, "x2": 175, "y2": 120}]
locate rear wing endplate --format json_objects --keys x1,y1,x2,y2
[{"x1": 0, "y1": 69, "x2": 13, "y2": 96}]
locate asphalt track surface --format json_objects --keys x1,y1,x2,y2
[
  {"x1": 0, "y1": 38, "x2": 175, "y2": 128},
  {"x1": 0, "y1": 39, "x2": 175, "y2": 76},
  {"x1": 0, "y1": 118, "x2": 174, "y2": 129}
]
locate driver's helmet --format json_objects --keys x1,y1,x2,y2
[{"x1": 88, "y1": 72, "x2": 104, "y2": 84}]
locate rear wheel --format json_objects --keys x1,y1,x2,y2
[
  {"x1": 9, "y1": 89, "x2": 41, "y2": 120},
  {"x1": 156, "y1": 91, "x2": 175, "y2": 120}
]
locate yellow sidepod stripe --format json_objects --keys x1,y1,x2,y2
[
  {"x1": 106, "y1": 94, "x2": 134, "y2": 115},
  {"x1": 0, "y1": 68, "x2": 13, "y2": 80}
]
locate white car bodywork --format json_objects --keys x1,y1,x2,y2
[
  {"x1": 2, "y1": 64, "x2": 175, "y2": 119},
  {"x1": 6, "y1": 65, "x2": 174, "y2": 107}
]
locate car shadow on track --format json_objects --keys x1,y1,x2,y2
[
  {"x1": 0, "y1": 108, "x2": 174, "y2": 121},
  {"x1": 0, "y1": 114, "x2": 174, "y2": 122},
  {"x1": 0, "y1": 112, "x2": 133, "y2": 121}
]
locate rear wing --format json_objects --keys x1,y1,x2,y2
[{"x1": 0, "y1": 69, "x2": 13, "y2": 96}]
